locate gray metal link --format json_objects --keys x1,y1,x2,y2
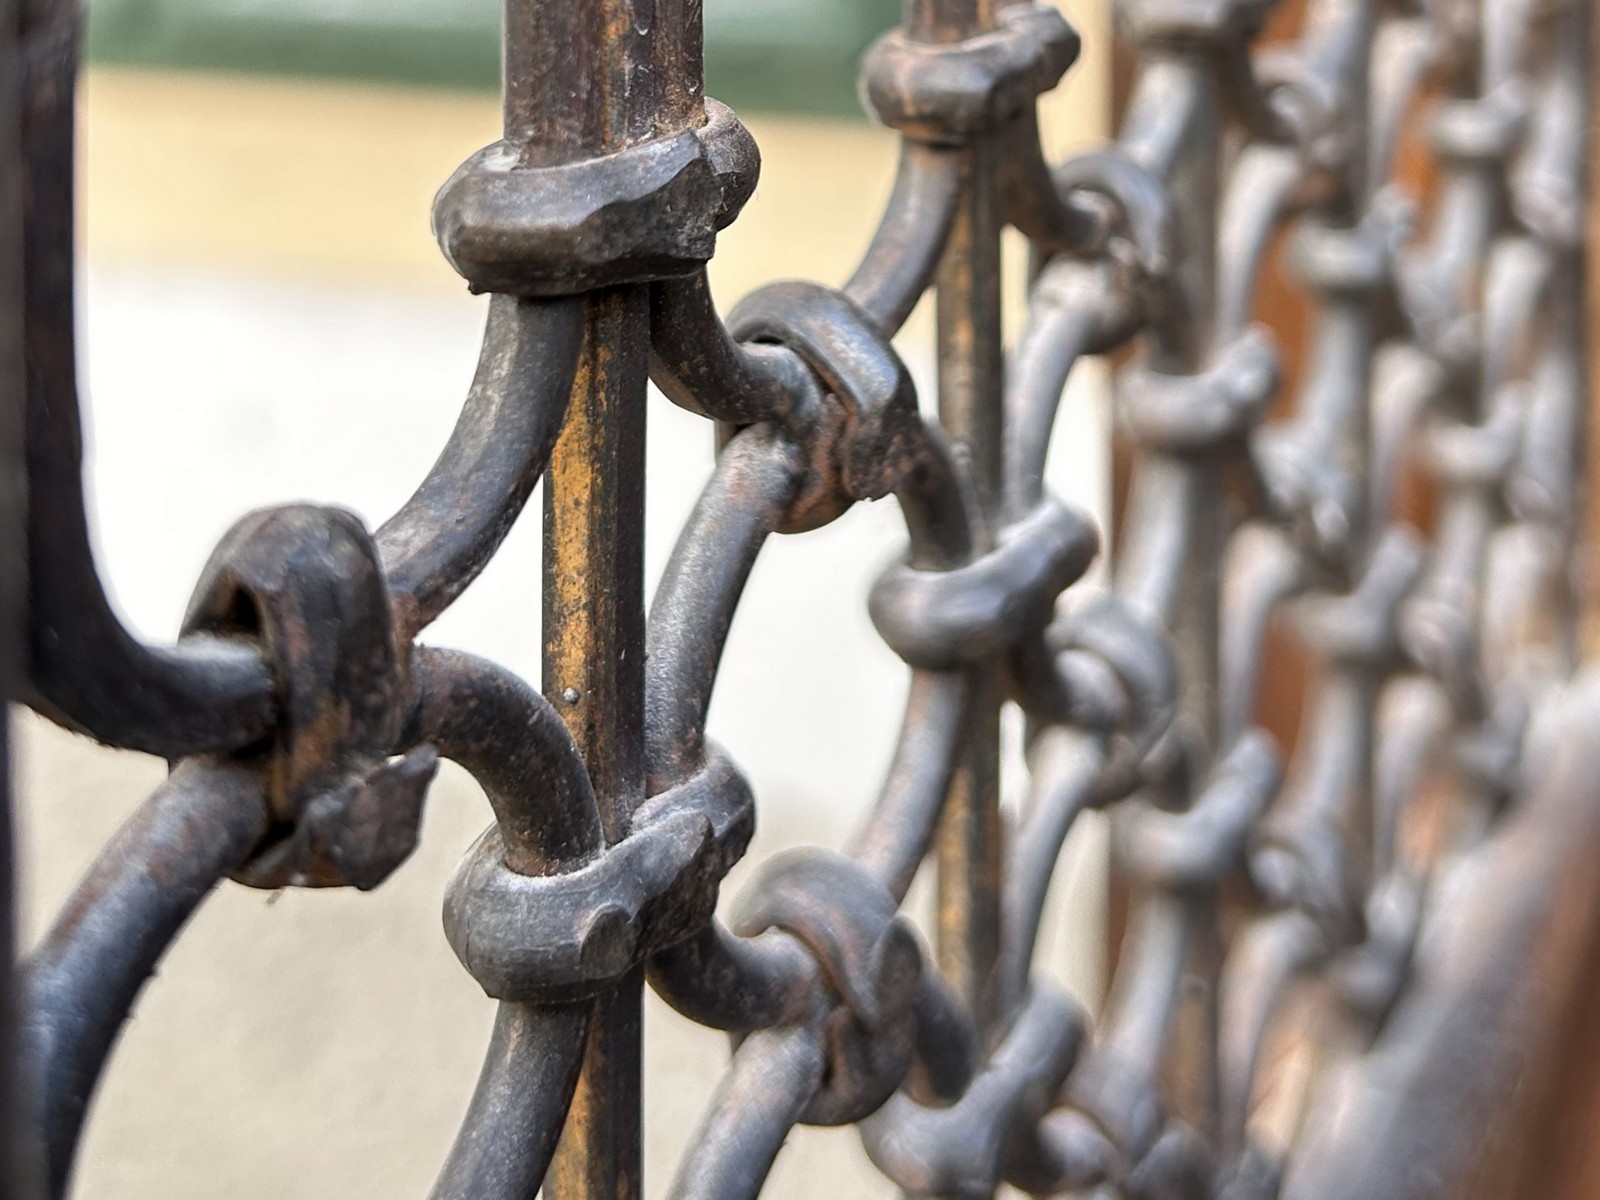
[{"x1": 6, "y1": 0, "x2": 1598, "y2": 1197}]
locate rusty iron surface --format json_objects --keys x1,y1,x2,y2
[{"x1": 5, "y1": 0, "x2": 1600, "y2": 1197}]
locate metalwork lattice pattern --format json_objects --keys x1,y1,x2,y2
[{"x1": 4, "y1": 0, "x2": 1599, "y2": 1197}]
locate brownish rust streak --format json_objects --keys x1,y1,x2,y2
[{"x1": 544, "y1": 286, "x2": 649, "y2": 1200}]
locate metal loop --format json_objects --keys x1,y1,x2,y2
[
  {"x1": 732, "y1": 849, "x2": 923, "y2": 1126},
  {"x1": 862, "y1": 986, "x2": 1088, "y2": 1198},
  {"x1": 1290, "y1": 206, "x2": 1408, "y2": 295},
  {"x1": 1252, "y1": 45, "x2": 1348, "y2": 173},
  {"x1": 1121, "y1": 326, "x2": 1282, "y2": 455},
  {"x1": 1052, "y1": 148, "x2": 1177, "y2": 282},
  {"x1": 1293, "y1": 527, "x2": 1427, "y2": 665},
  {"x1": 1119, "y1": 0, "x2": 1295, "y2": 140},
  {"x1": 1046, "y1": 592, "x2": 1180, "y2": 796},
  {"x1": 728, "y1": 281, "x2": 923, "y2": 532},
  {"x1": 14, "y1": 0, "x2": 1600, "y2": 1193},
  {"x1": 860, "y1": 3, "x2": 1081, "y2": 145},
  {"x1": 1422, "y1": 386, "x2": 1528, "y2": 487},
  {"x1": 1121, "y1": 730, "x2": 1283, "y2": 890},
  {"x1": 870, "y1": 497, "x2": 1101, "y2": 670},
  {"x1": 182, "y1": 504, "x2": 438, "y2": 891},
  {"x1": 433, "y1": 99, "x2": 760, "y2": 296},
  {"x1": 442, "y1": 746, "x2": 754, "y2": 1004},
  {"x1": 1429, "y1": 85, "x2": 1530, "y2": 165}
]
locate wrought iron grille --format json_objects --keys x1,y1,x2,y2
[{"x1": 3, "y1": 0, "x2": 1599, "y2": 1197}]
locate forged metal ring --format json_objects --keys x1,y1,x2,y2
[
  {"x1": 433, "y1": 99, "x2": 760, "y2": 296},
  {"x1": 860, "y1": 3, "x2": 1081, "y2": 144},
  {"x1": 442, "y1": 747, "x2": 754, "y2": 1004},
  {"x1": 182, "y1": 504, "x2": 438, "y2": 891},
  {"x1": 728, "y1": 280, "x2": 922, "y2": 533},
  {"x1": 870, "y1": 497, "x2": 1101, "y2": 670}
]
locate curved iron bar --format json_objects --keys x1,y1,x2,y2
[
  {"x1": 644, "y1": 427, "x2": 805, "y2": 790},
  {"x1": 649, "y1": 273, "x2": 816, "y2": 427},
  {"x1": 664, "y1": 1025, "x2": 827, "y2": 1200},
  {"x1": 843, "y1": 141, "x2": 966, "y2": 334},
  {"x1": 406, "y1": 647, "x2": 602, "y2": 875},
  {"x1": 427, "y1": 1003, "x2": 591, "y2": 1200},
  {"x1": 998, "y1": 726, "x2": 1106, "y2": 1001},
  {"x1": 998, "y1": 109, "x2": 1104, "y2": 254},
  {"x1": 24, "y1": 760, "x2": 270, "y2": 1198},
  {"x1": 19, "y1": 0, "x2": 275, "y2": 757},
  {"x1": 20, "y1": 0, "x2": 589, "y2": 757},
  {"x1": 11, "y1": 0, "x2": 1600, "y2": 1198},
  {"x1": 1002, "y1": 256, "x2": 1138, "y2": 521},
  {"x1": 377, "y1": 297, "x2": 587, "y2": 644}
]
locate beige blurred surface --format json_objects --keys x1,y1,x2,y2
[{"x1": 18, "y1": 9, "x2": 1110, "y2": 1196}]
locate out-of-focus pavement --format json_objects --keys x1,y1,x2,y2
[{"x1": 15, "y1": 23, "x2": 1110, "y2": 1196}]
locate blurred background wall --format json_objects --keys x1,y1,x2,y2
[{"x1": 14, "y1": 2, "x2": 1109, "y2": 1195}]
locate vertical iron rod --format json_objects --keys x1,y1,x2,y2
[
  {"x1": 543, "y1": 288, "x2": 651, "y2": 1200},
  {"x1": 504, "y1": 2, "x2": 675, "y2": 1197},
  {"x1": 928, "y1": 0, "x2": 1006, "y2": 1038},
  {"x1": 518, "y1": 3, "x2": 706, "y2": 1197}
]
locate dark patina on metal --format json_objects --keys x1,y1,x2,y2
[{"x1": 3, "y1": 0, "x2": 1599, "y2": 1198}]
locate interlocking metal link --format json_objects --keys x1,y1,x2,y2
[{"x1": 6, "y1": 0, "x2": 1600, "y2": 1198}]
